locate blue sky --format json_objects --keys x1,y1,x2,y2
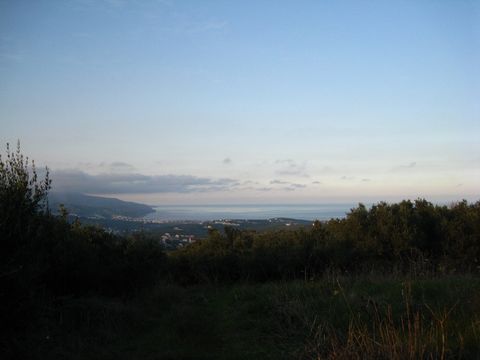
[{"x1": 1, "y1": 0, "x2": 479, "y2": 204}]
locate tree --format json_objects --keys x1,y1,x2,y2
[
  {"x1": 0, "y1": 141, "x2": 51, "y2": 269},
  {"x1": 0, "y1": 141, "x2": 52, "y2": 351}
]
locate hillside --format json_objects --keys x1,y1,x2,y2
[{"x1": 49, "y1": 192, "x2": 155, "y2": 219}]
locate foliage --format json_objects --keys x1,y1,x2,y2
[
  {"x1": 1, "y1": 141, "x2": 52, "y2": 353},
  {"x1": 0, "y1": 143, "x2": 165, "y2": 358},
  {"x1": 169, "y1": 199, "x2": 480, "y2": 283}
]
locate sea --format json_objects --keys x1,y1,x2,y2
[{"x1": 143, "y1": 204, "x2": 357, "y2": 222}]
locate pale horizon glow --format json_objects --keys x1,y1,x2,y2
[{"x1": 1, "y1": 0, "x2": 479, "y2": 205}]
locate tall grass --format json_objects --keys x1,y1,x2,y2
[
  {"x1": 15, "y1": 277, "x2": 480, "y2": 359},
  {"x1": 272, "y1": 279, "x2": 480, "y2": 359}
]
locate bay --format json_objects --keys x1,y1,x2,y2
[{"x1": 143, "y1": 204, "x2": 357, "y2": 222}]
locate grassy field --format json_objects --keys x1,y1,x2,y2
[{"x1": 27, "y1": 275, "x2": 480, "y2": 360}]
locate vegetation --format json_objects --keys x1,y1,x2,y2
[
  {"x1": 0, "y1": 143, "x2": 165, "y2": 358},
  {"x1": 1, "y1": 143, "x2": 479, "y2": 359},
  {"x1": 48, "y1": 191, "x2": 155, "y2": 219},
  {"x1": 169, "y1": 199, "x2": 480, "y2": 283}
]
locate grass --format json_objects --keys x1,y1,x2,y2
[{"x1": 23, "y1": 275, "x2": 480, "y2": 359}]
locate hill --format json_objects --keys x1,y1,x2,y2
[{"x1": 49, "y1": 192, "x2": 155, "y2": 219}]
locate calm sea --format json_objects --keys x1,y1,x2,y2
[{"x1": 143, "y1": 204, "x2": 357, "y2": 222}]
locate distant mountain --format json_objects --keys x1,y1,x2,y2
[{"x1": 49, "y1": 192, "x2": 155, "y2": 219}]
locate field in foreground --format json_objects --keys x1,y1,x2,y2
[{"x1": 26, "y1": 276, "x2": 480, "y2": 360}]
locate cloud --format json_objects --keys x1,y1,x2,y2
[
  {"x1": 222, "y1": 157, "x2": 232, "y2": 165},
  {"x1": 340, "y1": 176, "x2": 355, "y2": 181},
  {"x1": 269, "y1": 179, "x2": 308, "y2": 191},
  {"x1": 255, "y1": 187, "x2": 273, "y2": 192},
  {"x1": 75, "y1": 161, "x2": 136, "y2": 173},
  {"x1": 241, "y1": 180, "x2": 258, "y2": 185},
  {"x1": 283, "y1": 186, "x2": 305, "y2": 192},
  {"x1": 51, "y1": 170, "x2": 237, "y2": 194},
  {"x1": 361, "y1": 178, "x2": 371, "y2": 182},
  {"x1": 289, "y1": 183, "x2": 306, "y2": 189},
  {"x1": 105, "y1": 161, "x2": 135, "y2": 172},
  {"x1": 270, "y1": 179, "x2": 289, "y2": 185},
  {"x1": 312, "y1": 181, "x2": 322, "y2": 185},
  {"x1": 317, "y1": 166, "x2": 334, "y2": 174},
  {"x1": 391, "y1": 162, "x2": 417, "y2": 172},
  {"x1": 275, "y1": 159, "x2": 309, "y2": 177},
  {"x1": 281, "y1": 183, "x2": 307, "y2": 191}
]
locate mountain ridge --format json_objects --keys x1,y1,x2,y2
[{"x1": 49, "y1": 192, "x2": 155, "y2": 219}]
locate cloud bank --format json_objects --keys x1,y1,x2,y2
[{"x1": 51, "y1": 170, "x2": 237, "y2": 194}]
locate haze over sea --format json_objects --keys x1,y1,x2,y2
[{"x1": 143, "y1": 204, "x2": 356, "y2": 222}]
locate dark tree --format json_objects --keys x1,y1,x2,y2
[{"x1": 0, "y1": 141, "x2": 51, "y2": 276}]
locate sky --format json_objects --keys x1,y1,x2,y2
[{"x1": 0, "y1": 0, "x2": 479, "y2": 205}]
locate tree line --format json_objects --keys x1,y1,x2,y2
[{"x1": 169, "y1": 199, "x2": 480, "y2": 283}]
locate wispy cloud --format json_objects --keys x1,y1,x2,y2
[
  {"x1": 391, "y1": 162, "x2": 417, "y2": 172},
  {"x1": 275, "y1": 159, "x2": 309, "y2": 177},
  {"x1": 256, "y1": 187, "x2": 273, "y2": 192},
  {"x1": 270, "y1": 179, "x2": 288, "y2": 185},
  {"x1": 104, "y1": 0, "x2": 127, "y2": 8},
  {"x1": 270, "y1": 179, "x2": 308, "y2": 191},
  {"x1": 75, "y1": 161, "x2": 136, "y2": 173},
  {"x1": 222, "y1": 157, "x2": 232, "y2": 165},
  {"x1": 317, "y1": 166, "x2": 334, "y2": 174},
  {"x1": 51, "y1": 170, "x2": 238, "y2": 194},
  {"x1": 288, "y1": 183, "x2": 307, "y2": 189},
  {"x1": 107, "y1": 161, "x2": 136, "y2": 172},
  {"x1": 282, "y1": 183, "x2": 307, "y2": 191}
]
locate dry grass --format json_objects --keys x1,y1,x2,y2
[{"x1": 295, "y1": 280, "x2": 480, "y2": 360}]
